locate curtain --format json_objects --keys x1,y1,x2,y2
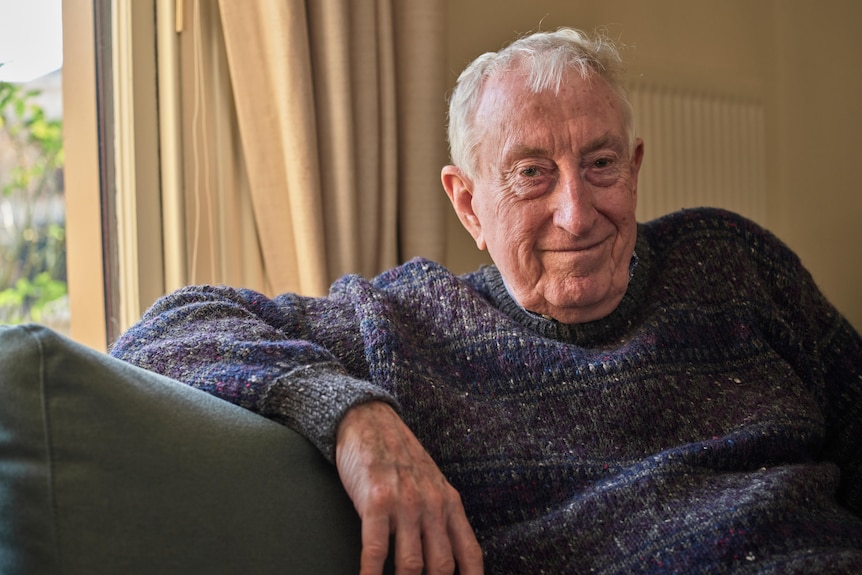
[{"x1": 176, "y1": 0, "x2": 448, "y2": 297}]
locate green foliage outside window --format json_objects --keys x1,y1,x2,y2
[{"x1": 0, "y1": 75, "x2": 67, "y2": 326}]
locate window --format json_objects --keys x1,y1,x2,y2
[{"x1": 0, "y1": 0, "x2": 67, "y2": 334}]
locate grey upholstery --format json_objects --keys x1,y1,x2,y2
[{"x1": 0, "y1": 323, "x2": 371, "y2": 574}]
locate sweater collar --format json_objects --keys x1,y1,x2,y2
[{"x1": 482, "y1": 227, "x2": 651, "y2": 346}]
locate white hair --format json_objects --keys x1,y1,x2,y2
[{"x1": 447, "y1": 27, "x2": 635, "y2": 180}]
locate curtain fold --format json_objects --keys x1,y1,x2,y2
[
  {"x1": 178, "y1": 0, "x2": 448, "y2": 297},
  {"x1": 180, "y1": 0, "x2": 269, "y2": 294},
  {"x1": 217, "y1": 0, "x2": 328, "y2": 295}
]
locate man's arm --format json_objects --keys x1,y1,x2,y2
[
  {"x1": 110, "y1": 284, "x2": 393, "y2": 460},
  {"x1": 818, "y1": 314, "x2": 862, "y2": 515},
  {"x1": 111, "y1": 284, "x2": 484, "y2": 574}
]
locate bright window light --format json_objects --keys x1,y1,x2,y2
[{"x1": 0, "y1": 0, "x2": 63, "y2": 83}]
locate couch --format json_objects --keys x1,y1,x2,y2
[{"x1": 0, "y1": 323, "x2": 388, "y2": 574}]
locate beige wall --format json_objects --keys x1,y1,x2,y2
[{"x1": 443, "y1": 0, "x2": 862, "y2": 331}]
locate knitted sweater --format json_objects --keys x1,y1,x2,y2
[{"x1": 111, "y1": 208, "x2": 862, "y2": 574}]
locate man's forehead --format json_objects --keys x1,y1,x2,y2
[
  {"x1": 502, "y1": 133, "x2": 627, "y2": 159},
  {"x1": 476, "y1": 67, "x2": 615, "y2": 127},
  {"x1": 476, "y1": 79, "x2": 626, "y2": 157}
]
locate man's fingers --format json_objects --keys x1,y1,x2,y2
[
  {"x1": 448, "y1": 509, "x2": 485, "y2": 575},
  {"x1": 419, "y1": 513, "x2": 458, "y2": 575},
  {"x1": 359, "y1": 514, "x2": 392, "y2": 575},
  {"x1": 394, "y1": 519, "x2": 427, "y2": 575},
  {"x1": 421, "y1": 486, "x2": 484, "y2": 575}
]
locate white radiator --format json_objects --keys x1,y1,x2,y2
[{"x1": 628, "y1": 82, "x2": 767, "y2": 226}]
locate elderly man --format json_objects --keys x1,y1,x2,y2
[{"x1": 112, "y1": 28, "x2": 862, "y2": 574}]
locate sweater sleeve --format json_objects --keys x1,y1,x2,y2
[
  {"x1": 754, "y1": 217, "x2": 862, "y2": 516},
  {"x1": 817, "y1": 312, "x2": 862, "y2": 515},
  {"x1": 109, "y1": 284, "x2": 397, "y2": 462}
]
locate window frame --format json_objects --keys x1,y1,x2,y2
[{"x1": 63, "y1": 0, "x2": 167, "y2": 350}]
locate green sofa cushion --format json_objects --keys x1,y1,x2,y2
[{"x1": 0, "y1": 323, "x2": 364, "y2": 574}]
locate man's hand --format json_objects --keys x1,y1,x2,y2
[{"x1": 335, "y1": 401, "x2": 484, "y2": 575}]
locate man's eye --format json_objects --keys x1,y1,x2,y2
[
  {"x1": 594, "y1": 158, "x2": 612, "y2": 168},
  {"x1": 521, "y1": 166, "x2": 540, "y2": 177}
]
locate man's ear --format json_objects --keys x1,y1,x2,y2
[
  {"x1": 629, "y1": 138, "x2": 645, "y2": 200},
  {"x1": 441, "y1": 165, "x2": 486, "y2": 250}
]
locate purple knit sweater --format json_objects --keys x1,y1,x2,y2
[{"x1": 111, "y1": 208, "x2": 862, "y2": 573}]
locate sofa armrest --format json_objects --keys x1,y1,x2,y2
[{"x1": 0, "y1": 324, "x2": 366, "y2": 574}]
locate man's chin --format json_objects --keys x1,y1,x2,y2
[{"x1": 540, "y1": 280, "x2": 624, "y2": 323}]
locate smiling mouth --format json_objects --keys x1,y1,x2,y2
[{"x1": 543, "y1": 238, "x2": 608, "y2": 254}]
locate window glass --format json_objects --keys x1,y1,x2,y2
[{"x1": 0, "y1": 0, "x2": 67, "y2": 334}]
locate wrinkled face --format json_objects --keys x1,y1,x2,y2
[{"x1": 443, "y1": 68, "x2": 644, "y2": 324}]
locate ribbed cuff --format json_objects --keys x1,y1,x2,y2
[{"x1": 258, "y1": 362, "x2": 398, "y2": 463}]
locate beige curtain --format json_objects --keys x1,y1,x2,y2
[{"x1": 176, "y1": 0, "x2": 448, "y2": 297}]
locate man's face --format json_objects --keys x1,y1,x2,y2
[{"x1": 443, "y1": 68, "x2": 644, "y2": 324}]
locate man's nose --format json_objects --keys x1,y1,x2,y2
[{"x1": 553, "y1": 171, "x2": 597, "y2": 237}]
